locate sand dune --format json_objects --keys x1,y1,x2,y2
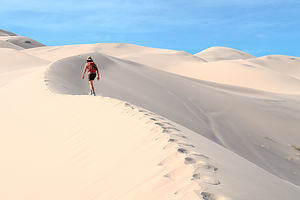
[
  {"x1": 1, "y1": 30, "x2": 300, "y2": 199},
  {"x1": 194, "y1": 46, "x2": 256, "y2": 62},
  {"x1": 43, "y1": 50, "x2": 300, "y2": 188},
  {"x1": 0, "y1": 48, "x2": 49, "y2": 87},
  {"x1": 0, "y1": 68, "x2": 200, "y2": 199},
  {"x1": 0, "y1": 29, "x2": 17, "y2": 36},
  {"x1": 24, "y1": 43, "x2": 300, "y2": 94},
  {"x1": 0, "y1": 40, "x2": 24, "y2": 50},
  {"x1": 0, "y1": 48, "x2": 49, "y2": 73},
  {"x1": 0, "y1": 31, "x2": 45, "y2": 49},
  {"x1": 249, "y1": 55, "x2": 300, "y2": 80},
  {"x1": 23, "y1": 43, "x2": 206, "y2": 68}
]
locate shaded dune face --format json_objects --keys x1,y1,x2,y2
[
  {"x1": 1, "y1": 36, "x2": 45, "y2": 49},
  {"x1": 46, "y1": 52, "x2": 300, "y2": 186},
  {"x1": 0, "y1": 40, "x2": 24, "y2": 50}
]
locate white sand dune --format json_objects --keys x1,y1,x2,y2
[
  {"x1": 0, "y1": 48, "x2": 49, "y2": 73},
  {"x1": 0, "y1": 30, "x2": 45, "y2": 49},
  {"x1": 23, "y1": 43, "x2": 206, "y2": 68},
  {"x1": 24, "y1": 43, "x2": 300, "y2": 94},
  {"x1": 1, "y1": 30, "x2": 300, "y2": 199},
  {"x1": 194, "y1": 46, "x2": 256, "y2": 62},
  {"x1": 42, "y1": 50, "x2": 300, "y2": 187},
  {"x1": 0, "y1": 40, "x2": 24, "y2": 50},
  {"x1": 248, "y1": 55, "x2": 300, "y2": 80},
  {"x1": 0, "y1": 69, "x2": 200, "y2": 199},
  {"x1": 0, "y1": 29, "x2": 17, "y2": 36},
  {"x1": 0, "y1": 48, "x2": 49, "y2": 87}
]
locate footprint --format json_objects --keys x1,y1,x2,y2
[
  {"x1": 154, "y1": 122, "x2": 178, "y2": 130},
  {"x1": 177, "y1": 148, "x2": 189, "y2": 154},
  {"x1": 172, "y1": 134, "x2": 188, "y2": 139},
  {"x1": 195, "y1": 163, "x2": 218, "y2": 172},
  {"x1": 164, "y1": 173, "x2": 171, "y2": 178},
  {"x1": 201, "y1": 192, "x2": 217, "y2": 200},
  {"x1": 204, "y1": 164, "x2": 218, "y2": 172},
  {"x1": 192, "y1": 173, "x2": 201, "y2": 180},
  {"x1": 161, "y1": 121, "x2": 173, "y2": 126},
  {"x1": 166, "y1": 127, "x2": 181, "y2": 132},
  {"x1": 191, "y1": 154, "x2": 210, "y2": 160},
  {"x1": 162, "y1": 128, "x2": 172, "y2": 134},
  {"x1": 154, "y1": 122, "x2": 166, "y2": 127},
  {"x1": 193, "y1": 174, "x2": 220, "y2": 185},
  {"x1": 124, "y1": 102, "x2": 134, "y2": 109},
  {"x1": 185, "y1": 157, "x2": 197, "y2": 164},
  {"x1": 179, "y1": 143, "x2": 195, "y2": 148},
  {"x1": 168, "y1": 138, "x2": 177, "y2": 142},
  {"x1": 138, "y1": 110, "x2": 153, "y2": 116}
]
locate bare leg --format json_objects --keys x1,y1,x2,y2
[{"x1": 89, "y1": 80, "x2": 95, "y2": 94}]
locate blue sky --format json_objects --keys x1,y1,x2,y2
[{"x1": 1, "y1": 0, "x2": 300, "y2": 56}]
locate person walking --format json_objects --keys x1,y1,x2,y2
[{"x1": 82, "y1": 56, "x2": 100, "y2": 96}]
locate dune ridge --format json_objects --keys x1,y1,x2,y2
[{"x1": 0, "y1": 29, "x2": 17, "y2": 36}]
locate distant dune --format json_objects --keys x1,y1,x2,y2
[
  {"x1": 0, "y1": 29, "x2": 45, "y2": 49},
  {"x1": 1, "y1": 29, "x2": 300, "y2": 200},
  {"x1": 0, "y1": 29, "x2": 17, "y2": 36},
  {"x1": 248, "y1": 55, "x2": 300, "y2": 80},
  {"x1": 195, "y1": 46, "x2": 256, "y2": 61},
  {"x1": 0, "y1": 40, "x2": 23, "y2": 50}
]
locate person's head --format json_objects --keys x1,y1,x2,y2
[{"x1": 87, "y1": 56, "x2": 93, "y2": 62}]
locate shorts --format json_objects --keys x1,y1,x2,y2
[{"x1": 88, "y1": 73, "x2": 96, "y2": 81}]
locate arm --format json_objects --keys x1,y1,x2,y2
[
  {"x1": 96, "y1": 65, "x2": 100, "y2": 80},
  {"x1": 82, "y1": 63, "x2": 88, "y2": 79}
]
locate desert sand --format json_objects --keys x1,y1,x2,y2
[{"x1": 1, "y1": 29, "x2": 300, "y2": 200}]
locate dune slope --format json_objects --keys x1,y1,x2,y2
[
  {"x1": 0, "y1": 67, "x2": 202, "y2": 200},
  {"x1": 42, "y1": 49, "x2": 300, "y2": 189},
  {"x1": 1, "y1": 50, "x2": 299, "y2": 200}
]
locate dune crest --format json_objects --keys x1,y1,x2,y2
[
  {"x1": 0, "y1": 29, "x2": 17, "y2": 36},
  {"x1": 195, "y1": 46, "x2": 256, "y2": 62}
]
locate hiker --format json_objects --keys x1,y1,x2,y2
[{"x1": 82, "y1": 56, "x2": 100, "y2": 96}]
